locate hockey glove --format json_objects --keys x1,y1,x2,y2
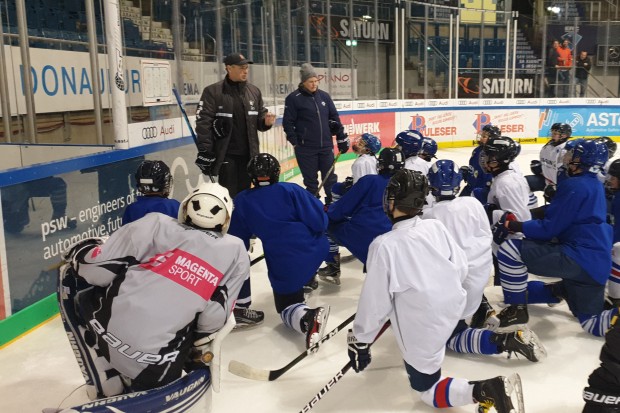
[
  {"x1": 196, "y1": 151, "x2": 216, "y2": 176},
  {"x1": 530, "y1": 160, "x2": 543, "y2": 176},
  {"x1": 343, "y1": 176, "x2": 354, "y2": 191},
  {"x1": 329, "y1": 119, "x2": 344, "y2": 136},
  {"x1": 212, "y1": 117, "x2": 232, "y2": 140},
  {"x1": 337, "y1": 133, "x2": 350, "y2": 154},
  {"x1": 491, "y1": 211, "x2": 517, "y2": 245},
  {"x1": 186, "y1": 334, "x2": 214, "y2": 371},
  {"x1": 543, "y1": 184, "x2": 557, "y2": 203},
  {"x1": 459, "y1": 165, "x2": 473, "y2": 183},
  {"x1": 347, "y1": 330, "x2": 371, "y2": 372}
]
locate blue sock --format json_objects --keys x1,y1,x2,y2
[
  {"x1": 446, "y1": 328, "x2": 499, "y2": 355},
  {"x1": 578, "y1": 308, "x2": 619, "y2": 337},
  {"x1": 527, "y1": 281, "x2": 561, "y2": 304}
]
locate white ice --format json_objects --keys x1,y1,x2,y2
[{"x1": 0, "y1": 144, "x2": 603, "y2": 413}]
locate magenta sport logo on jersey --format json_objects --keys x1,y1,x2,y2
[{"x1": 140, "y1": 249, "x2": 223, "y2": 300}]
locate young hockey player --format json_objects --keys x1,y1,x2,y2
[
  {"x1": 347, "y1": 169, "x2": 524, "y2": 413},
  {"x1": 525, "y1": 122, "x2": 571, "y2": 196},
  {"x1": 481, "y1": 135, "x2": 532, "y2": 223},
  {"x1": 425, "y1": 160, "x2": 546, "y2": 363},
  {"x1": 318, "y1": 148, "x2": 404, "y2": 284},
  {"x1": 394, "y1": 129, "x2": 425, "y2": 172},
  {"x1": 492, "y1": 139, "x2": 615, "y2": 337},
  {"x1": 331, "y1": 132, "x2": 381, "y2": 201},
  {"x1": 460, "y1": 124, "x2": 498, "y2": 199},
  {"x1": 58, "y1": 182, "x2": 247, "y2": 403},
  {"x1": 123, "y1": 160, "x2": 180, "y2": 224},
  {"x1": 227, "y1": 153, "x2": 330, "y2": 348}
]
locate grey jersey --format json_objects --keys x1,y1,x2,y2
[{"x1": 74, "y1": 212, "x2": 249, "y2": 386}]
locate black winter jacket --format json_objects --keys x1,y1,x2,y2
[
  {"x1": 282, "y1": 86, "x2": 341, "y2": 149},
  {"x1": 195, "y1": 76, "x2": 271, "y2": 174}
]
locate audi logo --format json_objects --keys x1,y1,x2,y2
[{"x1": 142, "y1": 127, "x2": 159, "y2": 139}]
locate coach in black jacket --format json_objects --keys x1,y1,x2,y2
[
  {"x1": 283, "y1": 63, "x2": 349, "y2": 204},
  {"x1": 195, "y1": 53, "x2": 275, "y2": 198}
]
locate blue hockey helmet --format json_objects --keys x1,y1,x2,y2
[
  {"x1": 418, "y1": 137, "x2": 438, "y2": 161},
  {"x1": 394, "y1": 130, "x2": 423, "y2": 158},
  {"x1": 428, "y1": 159, "x2": 463, "y2": 198},
  {"x1": 357, "y1": 133, "x2": 382, "y2": 155},
  {"x1": 566, "y1": 139, "x2": 608, "y2": 172}
]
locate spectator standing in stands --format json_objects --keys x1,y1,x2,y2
[
  {"x1": 556, "y1": 39, "x2": 573, "y2": 97},
  {"x1": 195, "y1": 53, "x2": 276, "y2": 198},
  {"x1": 575, "y1": 50, "x2": 592, "y2": 98},
  {"x1": 283, "y1": 63, "x2": 350, "y2": 205},
  {"x1": 546, "y1": 40, "x2": 560, "y2": 97}
]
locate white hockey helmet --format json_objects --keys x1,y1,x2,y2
[{"x1": 178, "y1": 183, "x2": 233, "y2": 234}]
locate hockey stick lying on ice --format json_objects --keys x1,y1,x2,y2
[
  {"x1": 228, "y1": 313, "x2": 355, "y2": 381},
  {"x1": 250, "y1": 254, "x2": 265, "y2": 266},
  {"x1": 297, "y1": 320, "x2": 391, "y2": 413}
]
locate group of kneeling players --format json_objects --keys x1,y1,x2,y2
[{"x1": 53, "y1": 124, "x2": 620, "y2": 413}]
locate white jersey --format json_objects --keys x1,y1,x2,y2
[
  {"x1": 74, "y1": 212, "x2": 249, "y2": 382},
  {"x1": 487, "y1": 169, "x2": 532, "y2": 222},
  {"x1": 540, "y1": 141, "x2": 567, "y2": 185},
  {"x1": 405, "y1": 156, "x2": 431, "y2": 175},
  {"x1": 352, "y1": 154, "x2": 378, "y2": 183},
  {"x1": 423, "y1": 197, "x2": 493, "y2": 318},
  {"x1": 354, "y1": 217, "x2": 468, "y2": 374},
  {"x1": 509, "y1": 160, "x2": 523, "y2": 176}
]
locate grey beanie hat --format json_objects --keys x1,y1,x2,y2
[{"x1": 300, "y1": 63, "x2": 318, "y2": 83}]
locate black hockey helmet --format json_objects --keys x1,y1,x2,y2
[
  {"x1": 247, "y1": 153, "x2": 281, "y2": 186},
  {"x1": 377, "y1": 148, "x2": 405, "y2": 176},
  {"x1": 477, "y1": 124, "x2": 501, "y2": 143},
  {"x1": 596, "y1": 136, "x2": 617, "y2": 158},
  {"x1": 480, "y1": 136, "x2": 518, "y2": 173},
  {"x1": 135, "y1": 160, "x2": 172, "y2": 196},
  {"x1": 608, "y1": 159, "x2": 620, "y2": 179},
  {"x1": 383, "y1": 169, "x2": 429, "y2": 222},
  {"x1": 550, "y1": 123, "x2": 572, "y2": 145}
]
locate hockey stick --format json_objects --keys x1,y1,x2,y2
[
  {"x1": 297, "y1": 320, "x2": 391, "y2": 413},
  {"x1": 228, "y1": 313, "x2": 355, "y2": 381},
  {"x1": 315, "y1": 153, "x2": 341, "y2": 197},
  {"x1": 250, "y1": 254, "x2": 265, "y2": 266},
  {"x1": 172, "y1": 88, "x2": 215, "y2": 183}
]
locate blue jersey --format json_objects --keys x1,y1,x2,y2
[
  {"x1": 326, "y1": 174, "x2": 392, "y2": 264},
  {"x1": 122, "y1": 196, "x2": 180, "y2": 225},
  {"x1": 610, "y1": 193, "x2": 620, "y2": 243},
  {"x1": 228, "y1": 182, "x2": 329, "y2": 294},
  {"x1": 467, "y1": 146, "x2": 493, "y2": 190},
  {"x1": 522, "y1": 172, "x2": 612, "y2": 284}
]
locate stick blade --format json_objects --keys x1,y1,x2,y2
[{"x1": 228, "y1": 360, "x2": 271, "y2": 381}]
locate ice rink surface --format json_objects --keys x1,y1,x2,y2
[{"x1": 0, "y1": 143, "x2": 605, "y2": 413}]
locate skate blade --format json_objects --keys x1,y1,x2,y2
[
  {"x1": 339, "y1": 254, "x2": 358, "y2": 264},
  {"x1": 308, "y1": 306, "x2": 331, "y2": 353},
  {"x1": 319, "y1": 275, "x2": 341, "y2": 286},
  {"x1": 505, "y1": 373, "x2": 525, "y2": 413},
  {"x1": 523, "y1": 329, "x2": 548, "y2": 361}
]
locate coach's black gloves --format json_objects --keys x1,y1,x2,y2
[
  {"x1": 337, "y1": 133, "x2": 350, "y2": 154},
  {"x1": 196, "y1": 151, "x2": 216, "y2": 175}
]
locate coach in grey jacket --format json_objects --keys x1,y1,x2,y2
[
  {"x1": 283, "y1": 63, "x2": 349, "y2": 204},
  {"x1": 195, "y1": 53, "x2": 276, "y2": 198}
]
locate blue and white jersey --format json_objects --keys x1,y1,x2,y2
[
  {"x1": 352, "y1": 154, "x2": 378, "y2": 183},
  {"x1": 523, "y1": 172, "x2": 612, "y2": 284}
]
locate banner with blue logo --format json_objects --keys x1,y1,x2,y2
[{"x1": 539, "y1": 106, "x2": 620, "y2": 137}]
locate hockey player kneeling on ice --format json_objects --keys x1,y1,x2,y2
[
  {"x1": 583, "y1": 313, "x2": 620, "y2": 413},
  {"x1": 54, "y1": 183, "x2": 247, "y2": 412},
  {"x1": 491, "y1": 139, "x2": 615, "y2": 337},
  {"x1": 321, "y1": 147, "x2": 404, "y2": 284},
  {"x1": 122, "y1": 159, "x2": 180, "y2": 224},
  {"x1": 347, "y1": 169, "x2": 525, "y2": 412},
  {"x1": 424, "y1": 160, "x2": 546, "y2": 364},
  {"x1": 227, "y1": 153, "x2": 330, "y2": 349}
]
